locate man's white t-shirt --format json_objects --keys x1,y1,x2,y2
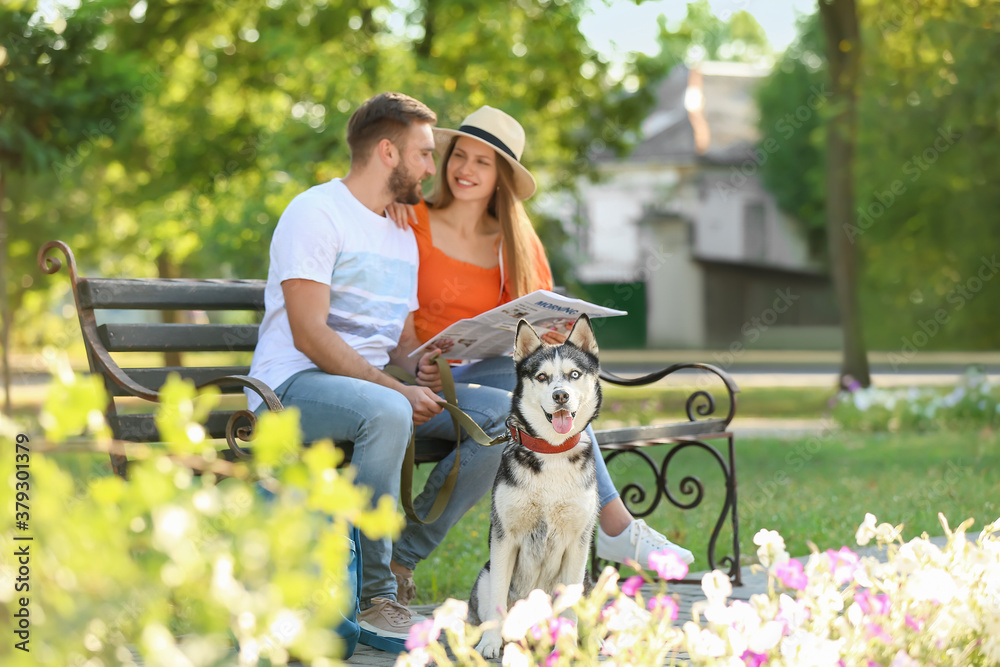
[{"x1": 247, "y1": 178, "x2": 418, "y2": 411}]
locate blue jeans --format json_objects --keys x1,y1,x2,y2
[
  {"x1": 444, "y1": 356, "x2": 620, "y2": 509},
  {"x1": 267, "y1": 368, "x2": 509, "y2": 606}
]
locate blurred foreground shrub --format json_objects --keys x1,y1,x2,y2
[{"x1": 1, "y1": 366, "x2": 401, "y2": 666}]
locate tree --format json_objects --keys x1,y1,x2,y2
[
  {"x1": 755, "y1": 13, "x2": 828, "y2": 257},
  {"x1": 13, "y1": 0, "x2": 664, "y2": 329},
  {"x1": 818, "y1": 0, "x2": 871, "y2": 386},
  {"x1": 642, "y1": 0, "x2": 771, "y2": 67},
  {"x1": 0, "y1": 0, "x2": 141, "y2": 412}
]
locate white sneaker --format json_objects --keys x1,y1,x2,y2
[{"x1": 596, "y1": 519, "x2": 695, "y2": 568}]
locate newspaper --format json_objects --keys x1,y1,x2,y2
[{"x1": 408, "y1": 289, "x2": 626, "y2": 361}]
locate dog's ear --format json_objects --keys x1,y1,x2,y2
[
  {"x1": 566, "y1": 314, "x2": 599, "y2": 357},
  {"x1": 513, "y1": 319, "x2": 543, "y2": 363}
]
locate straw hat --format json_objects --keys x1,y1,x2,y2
[{"x1": 433, "y1": 106, "x2": 537, "y2": 200}]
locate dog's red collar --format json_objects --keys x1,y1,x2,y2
[{"x1": 508, "y1": 422, "x2": 582, "y2": 454}]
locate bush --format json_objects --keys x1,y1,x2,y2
[
  {"x1": 398, "y1": 514, "x2": 1000, "y2": 666},
  {"x1": 831, "y1": 367, "x2": 999, "y2": 432},
  {"x1": 1, "y1": 361, "x2": 401, "y2": 666}
]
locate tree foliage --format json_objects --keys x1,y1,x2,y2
[
  {"x1": 636, "y1": 0, "x2": 770, "y2": 75},
  {"x1": 755, "y1": 13, "x2": 827, "y2": 256},
  {"x1": 757, "y1": 0, "x2": 1000, "y2": 351},
  {"x1": 3, "y1": 0, "x2": 662, "y2": 345}
]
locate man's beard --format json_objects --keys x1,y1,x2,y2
[{"x1": 389, "y1": 162, "x2": 423, "y2": 205}]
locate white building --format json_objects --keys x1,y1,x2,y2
[{"x1": 572, "y1": 61, "x2": 839, "y2": 350}]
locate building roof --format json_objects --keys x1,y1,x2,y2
[{"x1": 612, "y1": 61, "x2": 769, "y2": 166}]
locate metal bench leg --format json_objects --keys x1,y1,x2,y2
[{"x1": 590, "y1": 437, "x2": 741, "y2": 586}]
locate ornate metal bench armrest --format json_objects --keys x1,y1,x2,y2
[
  {"x1": 196, "y1": 375, "x2": 283, "y2": 460},
  {"x1": 39, "y1": 240, "x2": 164, "y2": 402},
  {"x1": 599, "y1": 362, "x2": 740, "y2": 427}
]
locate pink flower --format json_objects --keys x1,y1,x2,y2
[
  {"x1": 649, "y1": 549, "x2": 689, "y2": 580},
  {"x1": 826, "y1": 546, "x2": 861, "y2": 584},
  {"x1": 865, "y1": 622, "x2": 892, "y2": 643},
  {"x1": 905, "y1": 614, "x2": 924, "y2": 632},
  {"x1": 741, "y1": 650, "x2": 768, "y2": 667},
  {"x1": 545, "y1": 650, "x2": 560, "y2": 666},
  {"x1": 622, "y1": 575, "x2": 644, "y2": 597},
  {"x1": 856, "y1": 589, "x2": 891, "y2": 616},
  {"x1": 647, "y1": 595, "x2": 679, "y2": 620},
  {"x1": 549, "y1": 616, "x2": 575, "y2": 642},
  {"x1": 405, "y1": 619, "x2": 439, "y2": 651},
  {"x1": 774, "y1": 559, "x2": 808, "y2": 590}
]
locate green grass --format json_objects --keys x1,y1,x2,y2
[{"x1": 407, "y1": 428, "x2": 1000, "y2": 604}]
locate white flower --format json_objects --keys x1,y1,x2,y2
[
  {"x1": 701, "y1": 570, "x2": 733, "y2": 604},
  {"x1": 753, "y1": 529, "x2": 788, "y2": 567},
  {"x1": 853, "y1": 558, "x2": 875, "y2": 588},
  {"x1": 501, "y1": 643, "x2": 531, "y2": 667},
  {"x1": 779, "y1": 630, "x2": 844, "y2": 667},
  {"x1": 875, "y1": 521, "x2": 904, "y2": 544},
  {"x1": 433, "y1": 598, "x2": 468, "y2": 633},
  {"x1": 593, "y1": 566, "x2": 620, "y2": 598},
  {"x1": 856, "y1": 513, "x2": 878, "y2": 546},
  {"x1": 395, "y1": 648, "x2": 430, "y2": 667},
  {"x1": 749, "y1": 621, "x2": 784, "y2": 653},
  {"x1": 683, "y1": 622, "x2": 727, "y2": 659},
  {"x1": 502, "y1": 589, "x2": 552, "y2": 640},
  {"x1": 553, "y1": 583, "x2": 583, "y2": 614},
  {"x1": 905, "y1": 567, "x2": 958, "y2": 603},
  {"x1": 605, "y1": 595, "x2": 650, "y2": 632},
  {"x1": 702, "y1": 600, "x2": 737, "y2": 626}
]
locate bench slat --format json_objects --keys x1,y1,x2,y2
[
  {"x1": 110, "y1": 411, "x2": 240, "y2": 442},
  {"x1": 97, "y1": 324, "x2": 258, "y2": 352},
  {"x1": 79, "y1": 278, "x2": 265, "y2": 310},
  {"x1": 110, "y1": 412, "x2": 455, "y2": 466},
  {"x1": 594, "y1": 419, "x2": 728, "y2": 446},
  {"x1": 107, "y1": 367, "x2": 253, "y2": 396}
]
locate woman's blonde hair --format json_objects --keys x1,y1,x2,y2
[{"x1": 428, "y1": 137, "x2": 542, "y2": 298}]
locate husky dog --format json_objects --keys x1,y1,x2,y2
[{"x1": 470, "y1": 315, "x2": 602, "y2": 659}]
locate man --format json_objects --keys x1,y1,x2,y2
[{"x1": 247, "y1": 92, "x2": 509, "y2": 641}]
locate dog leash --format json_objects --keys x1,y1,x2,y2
[{"x1": 385, "y1": 354, "x2": 509, "y2": 525}]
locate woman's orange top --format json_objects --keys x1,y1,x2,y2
[{"x1": 410, "y1": 200, "x2": 553, "y2": 343}]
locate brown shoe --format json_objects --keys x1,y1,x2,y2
[
  {"x1": 394, "y1": 570, "x2": 418, "y2": 606},
  {"x1": 358, "y1": 597, "x2": 416, "y2": 639}
]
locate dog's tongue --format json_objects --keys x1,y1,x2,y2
[{"x1": 551, "y1": 410, "x2": 574, "y2": 434}]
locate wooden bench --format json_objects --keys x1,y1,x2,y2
[{"x1": 39, "y1": 240, "x2": 743, "y2": 584}]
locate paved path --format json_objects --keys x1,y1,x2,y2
[{"x1": 346, "y1": 537, "x2": 950, "y2": 665}]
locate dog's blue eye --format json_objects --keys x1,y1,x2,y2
[
  {"x1": 536, "y1": 373, "x2": 548, "y2": 382},
  {"x1": 569, "y1": 370, "x2": 581, "y2": 379}
]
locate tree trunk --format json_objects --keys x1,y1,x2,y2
[
  {"x1": 1, "y1": 168, "x2": 9, "y2": 414},
  {"x1": 819, "y1": 0, "x2": 871, "y2": 387},
  {"x1": 157, "y1": 252, "x2": 184, "y2": 368},
  {"x1": 416, "y1": 0, "x2": 436, "y2": 59}
]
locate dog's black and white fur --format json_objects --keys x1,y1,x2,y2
[{"x1": 470, "y1": 315, "x2": 603, "y2": 659}]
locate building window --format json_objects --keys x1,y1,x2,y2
[{"x1": 743, "y1": 201, "x2": 766, "y2": 262}]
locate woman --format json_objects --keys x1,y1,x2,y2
[{"x1": 388, "y1": 106, "x2": 693, "y2": 604}]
